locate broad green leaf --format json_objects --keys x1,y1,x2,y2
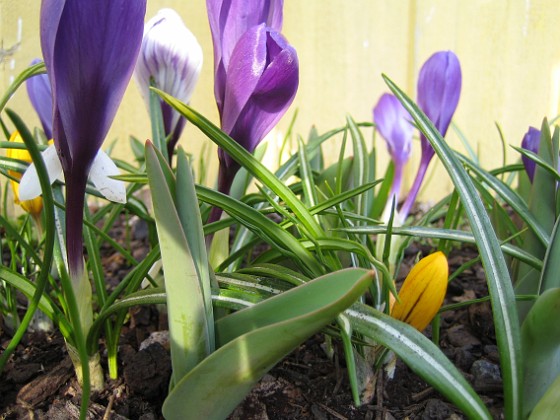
[
  {"x1": 521, "y1": 288, "x2": 560, "y2": 417},
  {"x1": 145, "y1": 141, "x2": 210, "y2": 385},
  {"x1": 176, "y1": 149, "x2": 216, "y2": 349},
  {"x1": 529, "y1": 372, "x2": 560, "y2": 420},
  {"x1": 162, "y1": 268, "x2": 372, "y2": 420},
  {"x1": 384, "y1": 76, "x2": 521, "y2": 419},
  {"x1": 347, "y1": 303, "x2": 491, "y2": 419}
]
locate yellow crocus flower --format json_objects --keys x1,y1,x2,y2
[
  {"x1": 7, "y1": 131, "x2": 44, "y2": 217},
  {"x1": 391, "y1": 251, "x2": 448, "y2": 331}
]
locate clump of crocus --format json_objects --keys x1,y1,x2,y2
[
  {"x1": 26, "y1": 59, "x2": 53, "y2": 139},
  {"x1": 373, "y1": 93, "x2": 413, "y2": 211},
  {"x1": 391, "y1": 252, "x2": 448, "y2": 331},
  {"x1": 399, "y1": 51, "x2": 462, "y2": 220},
  {"x1": 520, "y1": 126, "x2": 541, "y2": 182},
  {"x1": 135, "y1": 8, "x2": 203, "y2": 160},
  {"x1": 7, "y1": 131, "x2": 44, "y2": 221},
  {"x1": 207, "y1": 0, "x2": 298, "y2": 222},
  {"x1": 20, "y1": 0, "x2": 146, "y2": 390}
]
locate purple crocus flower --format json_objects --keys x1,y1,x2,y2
[
  {"x1": 206, "y1": 1, "x2": 298, "y2": 224},
  {"x1": 207, "y1": 0, "x2": 284, "y2": 115},
  {"x1": 373, "y1": 93, "x2": 413, "y2": 201},
  {"x1": 521, "y1": 127, "x2": 541, "y2": 182},
  {"x1": 135, "y1": 9, "x2": 203, "y2": 159},
  {"x1": 400, "y1": 51, "x2": 462, "y2": 220},
  {"x1": 21, "y1": 0, "x2": 146, "y2": 281},
  {"x1": 26, "y1": 59, "x2": 53, "y2": 139}
]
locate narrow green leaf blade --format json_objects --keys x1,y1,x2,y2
[
  {"x1": 347, "y1": 304, "x2": 492, "y2": 419},
  {"x1": 384, "y1": 75, "x2": 521, "y2": 419}
]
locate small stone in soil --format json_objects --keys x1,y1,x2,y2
[{"x1": 471, "y1": 359, "x2": 502, "y2": 393}]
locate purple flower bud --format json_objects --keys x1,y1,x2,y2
[
  {"x1": 26, "y1": 59, "x2": 53, "y2": 139},
  {"x1": 399, "y1": 51, "x2": 462, "y2": 221},
  {"x1": 135, "y1": 9, "x2": 203, "y2": 158},
  {"x1": 373, "y1": 93, "x2": 413, "y2": 167},
  {"x1": 207, "y1": 0, "x2": 284, "y2": 115},
  {"x1": 373, "y1": 93, "x2": 413, "y2": 201},
  {"x1": 521, "y1": 126, "x2": 541, "y2": 182},
  {"x1": 39, "y1": 0, "x2": 146, "y2": 277},
  {"x1": 219, "y1": 25, "x2": 298, "y2": 172},
  {"x1": 417, "y1": 51, "x2": 462, "y2": 160}
]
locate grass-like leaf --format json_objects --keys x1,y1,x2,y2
[
  {"x1": 383, "y1": 75, "x2": 522, "y2": 419},
  {"x1": 347, "y1": 303, "x2": 491, "y2": 419}
]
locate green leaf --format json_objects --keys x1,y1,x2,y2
[
  {"x1": 515, "y1": 120, "x2": 558, "y2": 322},
  {"x1": 384, "y1": 75, "x2": 522, "y2": 419},
  {"x1": 529, "y1": 373, "x2": 560, "y2": 420},
  {"x1": 162, "y1": 268, "x2": 372, "y2": 420},
  {"x1": 521, "y1": 288, "x2": 560, "y2": 417},
  {"x1": 0, "y1": 62, "x2": 45, "y2": 114},
  {"x1": 539, "y1": 217, "x2": 560, "y2": 292},
  {"x1": 145, "y1": 141, "x2": 211, "y2": 385},
  {"x1": 339, "y1": 225, "x2": 542, "y2": 270},
  {"x1": 153, "y1": 88, "x2": 325, "y2": 240},
  {"x1": 347, "y1": 304, "x2": 492, "y2": 419}
]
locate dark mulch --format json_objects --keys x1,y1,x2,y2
[{"x1": 0, "y1": 217, "x2": 504, "y2": 419}]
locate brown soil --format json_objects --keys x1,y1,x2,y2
[{"x1": 0, "y1": 221, "x2": 504, "y2": 419}]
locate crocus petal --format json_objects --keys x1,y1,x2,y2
[
  {"x1": 18, "y1": 144, "x2": 63, "y2": 201},
  {"x1": 207, "y1": 0, "x2": 284, "y2": 112},
  {"x1": 88, "y1": 150, "x2": 127, "y2": 204},
  {"x1": 43, "y1": 0, "x2": 146, "y2": 170},
  {"x1": 135, "y1": 8, "x2": 203, "y2": 153},
  {"x1": 26, "y1": 59, "x2": 53, "y2": 139},
  {"x1": 220, "y1": 25, "x2": 298, "y2": 168},
  {"x1": 521, "y1": 126, "x2": 541, "y2": 182},
  {"x1": 391, "y1": 252, "x2": 448, "y2": 331},
  {"x1": 373, "y1": 93, "x2": 413, "y2": 166},
  {"x1": 417, "y1": 51, "x2": 462, "y2": 138}
]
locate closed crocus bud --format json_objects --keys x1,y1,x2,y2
[
  {"x1": 219, "y1": 25, "x2": 298, "y2": 175},
  {"x1": 399, "y1": 51, "x2": 462, "y2": 220},
  {"x1": 373, "y1": 93, "x2": 413, "y2": 200},
  {"x1": 417, "y1": 50, "x2": 462, "y2": 160},
  {"x1": 391, "y1": 252, "x2": 448, "y2": 331},
  {"x1": 7, "y1": 131, "x2": 44, "y2": 217},
  {"x1": 135, "y1": 9, "x2": 203, "y2": 158},
  {"x1": 521, "y1": 126, "x2": 541, "y2": 182},
  {"x1": 26, "y1": 59, "x2": 53, "y2": 139},
  {"x1": 207, "y1": 0, "x2": 284, "y2": 115}
]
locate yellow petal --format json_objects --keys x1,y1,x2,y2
[
  {"x1": 7, "y1": 131, "x2": 33, "y2": 181},
  {"x1": 10, "y1": 178, "x2": 43, "y2": 216},
  {"x1": 391, "y1": 251, "x2": 448, "y2": 331}
]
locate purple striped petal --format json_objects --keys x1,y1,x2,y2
[
  {"x1": 207, "y1": 0, "x2": 283, "y2": 114},
  {"x1": 219, "y1": 25, "x2": 298, "y2": 170},
  {"x1": 135, "y1": 9, "x2": 203, "y2": 156},
  {"x1": 40, "y1": 0, "x2": 146, "y2": 277},
  {"x1": 42, "y1": 0, "x2": 146, "y2": 171},
  {"x1": 26, "y1": 59, "x2": 53, "y2": 139},
  {"x1": 521, "y1": 126, "x2": 541, "y2": 182},
  {"x1": 373, "y1": 93, "x2": 413, "y2": 167}
]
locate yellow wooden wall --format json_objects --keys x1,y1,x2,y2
[{"x1": 1, "y1": 1, "x2": 560, "y2": 202}]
